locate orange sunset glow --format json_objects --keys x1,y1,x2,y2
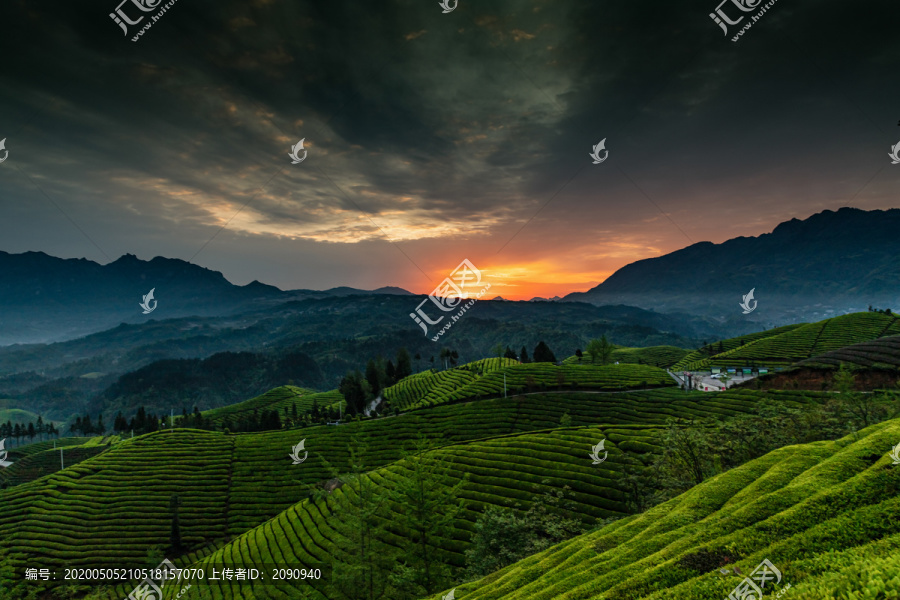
[{"x1": 414, "y1": 261, "x2": 607, "y2": 301}]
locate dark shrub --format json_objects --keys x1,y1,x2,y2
[{"x1": 676, "y1": 547, "x2": 742, "y2": 573}]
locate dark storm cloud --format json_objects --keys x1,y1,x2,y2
[{"x1": 1, "y1": 0, "x2": 899, "y2": 295}]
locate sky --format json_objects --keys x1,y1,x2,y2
[{"x1": 1, "y1": 0, "x2": 899, "y2": 300}]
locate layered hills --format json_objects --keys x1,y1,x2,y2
[
  {"x1": 566, "y1": 207, "x2": 900, "y2": 323},
  {"x1": 2, "y1": 311, "x2": 900, "y2": 599}
]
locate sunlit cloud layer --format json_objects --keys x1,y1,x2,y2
[{"x1": 1, "y1": 0, "x2": 898, "y2": 299}]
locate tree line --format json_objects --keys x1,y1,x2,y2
[
  {"x1": 1, "y1": 416, "x2": 60, "y2": 446},
  {"x1": 491, "y1": 336, "x2": 620, "y2": 366},
  {"x1": 492, "y1": 340, "x2": 558, "y2": 363},
  {"x1": 339, "y1": 347, "x2": 416, "y2": 416}
]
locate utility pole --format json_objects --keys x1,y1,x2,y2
[
  {"x1": 59, "y1": 448, "x2": 64, "y2": 470},
  {"x1": 504, "y1": 373, "x2": 507, "y2": 398},
  {"x1": 170, "y1": 409, "x2": 174, "y2": 433}
]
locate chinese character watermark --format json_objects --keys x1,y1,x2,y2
[
  {"x1": 410, "y1": 259, "x2": 492, "y2": 342},
  {"x1": 726, "y1": 558, "x2": 788, "y2": 600}
]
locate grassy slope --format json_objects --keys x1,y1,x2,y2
[
  {"x1": 429, "y1": 417, "x2": 900, "y2": 600},
  {"x1": 674, "y1": 313, "x2": 900, "y2": 371},
  {"x1": 0, "y1": 383, "x2": 820, "y2": 599},
  {"x1": 0, "y1": 408, "x2": 40, "y2": 423}
]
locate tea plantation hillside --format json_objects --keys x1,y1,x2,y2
[
  {"x1": 0, "y1": 442, "x2": 107, "y2": 487},
  {"x1": 563, "y1": 345, "x2": 690, "y2": 368},
  {"x1": 105, "y1": 389, "x2": 823, "y2": 600},
  {"x1": 799, "y1": 334, "x2": 900, "y2": 370},
  {"x1": 0, "y1": 362, "x2": 674, "y2": 489},
  {"x1": 383, "y1": 362, "x2": 674, "y2": 411},
  {"x1": 670, "y1": 323, "x2": 803, "y2": 370},
  {"x1": 3, "y1": 436, "x2": 90, "y2": 458},
  {"x1": 153, "y1": 427, "x2": 655, "y2": 600},
  {"x1": 427, "y1": 416, "x2": 900, "y2": 600},
  {"x1": 0, "y1": 383, "x2": 821, "y2": 599},
  {"x1": 201, "y1": 386, "x2": 345, "y2": 427},
  {"x1": 674, "y1": 312, "x2": 900, "y2": 371},
  {"x1": 0, "y1": 436, "x2": 127, "y2": 488}
]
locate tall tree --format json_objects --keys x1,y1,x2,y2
[
  {"x1": 330, "y1": 437, "x2": 395, "y2": 600},
  {"x1": 385, "y1": 360, "x2": 397, "y2": 387},
  {"x1": 439, "y1": 348, "x2": 451, "y2": 371},
  {"x1": 532, "y1": 341, "x2": 557, "y2": 364},
  {"x1": 340, "y1": 371, "x2": 369, "y2": 415},
  {"x1": 834, "y1": 362, "x2": 879, "y2": 427},
  {"x1": 169, "y1": 494, "x2": 183, "y2": 553},
  {"x1": 465, "y1": 487, "x2": 584, "y2": 578},
  {"x1": 504, "y1": 346, "x2": 517, "y2": 360},
  {"x1": 520, "y1": 346, "x2": 529, "y2": 363},
  {"x1": 386, "y1": 437, "x2": 465, "y2": 598},
  {"x1": 365, "y1": 359, "x2": 383, "y2": 398},
  {"x1": 656, "y1": 419, "x2": 714, "y2": 488},
  {"x1": 586, "y1": 336, "x2": 614, "y2": 365},
  {"x1": 396, "y1": 348, "x2": 413, "y2": 381}
]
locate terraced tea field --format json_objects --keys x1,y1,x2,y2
[
  {"x1": 0, "y1": 385, "x2": 819, "y2": 599},
  {"x1": 563, "y1": 345, "x2": 690, "y2": 368},
  {"x1": 384, "y1": 362, "x2": 675, "y2": 411},
  {"x1": 202, "y1": 387, "x2": 345, "y2": 426},
  {"x1": 158, "y1": 427, "x2": 654, "y2": 600},
  {"x1": 3, "y1": 436, "x2": 90, "y2": 458},
  {"x1": 381, "y1": 358, "x2": 516, "y2": 411},
  {"x1": 676, "y1": 312, "x2": 900, "y2": 371},
  {"x1": 0, "y1": 442, "x2": 107, "y2": 487},
  {"x1": 434, "y1": 415, "x2": 900, "y2": 600},
  {"x1": 800, "y1": 334, "x2": 900, "y2": 370},
  {"x1": 671, "y1": 323, "x2": 803, "y2": 371}
]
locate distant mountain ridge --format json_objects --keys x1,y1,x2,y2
[
  {"x1": 0, "y1": 251, "x2": 410, "y2": 345},
  {"x1": 565, "y1": 207, "x2": 900, "y2": 322}
]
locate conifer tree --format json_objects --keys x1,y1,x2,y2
[
  {"x1": 386, "y1": 436, "x2": 465, "y2": 598},
  {"x1": 329, "y1": 437, "x2": 395, "y2": 600},
  {"x1": 169, "y1": 494, "x2": 183, "y2": 553},
  {"x1": 396, "y1": 348, "x2": 413, "y2": 381}
]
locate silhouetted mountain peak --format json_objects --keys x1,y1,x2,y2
[{"x1": 565, "y1": 207, "x2": 900, "y2": 322}]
